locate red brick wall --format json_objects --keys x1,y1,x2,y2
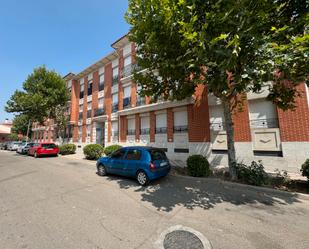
[
  {"x1": 91, "y1": 71, "x2": 99, "y2": 143},
  {"x1": 82, "y1": 77, "x2": 88, "y2": 143},
  {"x1": 188, "y1": 85, "x2": 211, "y2": 142},
  {"x1": 118, "y1": 49, "x2": 124, "y2": 111},
  {"x1": 104, "y1": 63, "x2": 112, "y2": 143},
  {"x1": 131, "y1": 83, "x2": 137, "y2": 108},
  {"x1": 135, "y1": 114, "x2": 140, "y2": 141},
  {"x1": 120, "y1": 116, "x2": 127, "y2": 142},
  {"x1": 278, "y1": 83, "x2": 309, "y2": 142},
  {"x1": 150, "y1": 111, "x2": 156, "y2": 142},
  {"x1": 71, "y1": 80, "x2": 79, "y2": 143},
  {"x1": 232, "y1": 97, "x2": 251, "y2": 142},
  {"x1": 167, "y1": 108, "x2": 174, "y2": 142}
]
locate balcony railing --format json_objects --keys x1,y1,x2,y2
[
  {"x1": 123, "y1": 97, "x2": 131, "y2": 109},
  {"x1": 94, "y1": 108, "x2": 105, "y2": 117},
  {"x1": 155, "y1": 127, "x2": 167, "y2": 134},
  {"x1": 112, "y1": 103, "x2": 118, "y2": 113},
  {"x1": 174, "y1": 125, "x2": 188, "y2": 133},
  {"x1": 112, "y1": 76, "x2": 119, "y2": 86},
  {"x1": 250, "y1": 118, "x2": 278, "y2": 129},
  {"x1": 87, "y1": 110, "x2": 92, "y2": 119},
  {"x1": 136, "y1": 97, "x2": 146, "y2": 106},
  {"x1": 122, "y1": 64, "x2": 141, "y2": 78},
  {"x1": 140, "y1": 128, "x2": 150, "y2": 135},
  {"x1": 127, "y1": 129, "x2": 135, "y2": 135}
]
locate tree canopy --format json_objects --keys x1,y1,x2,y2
[
  {"x1": 126, "y1": 0, "x2": 309, "y2": 178},
  {"x1": 6, "y1": 66, "x2": 69, "y2": 124},
  {"x1": 11, "y1": 114, "x2": 31, "y2": 136}
]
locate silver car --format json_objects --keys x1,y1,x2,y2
[{"x1": 8, "y1": 141, "x2": 22, "y2": 151}]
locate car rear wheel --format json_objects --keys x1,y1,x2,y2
[
  {"x1": 136, "y1": 171, "x2": 149, "y2": 186},
  {"x1": 34, "y1": 152, "x2": 39, "y2": 158},
  {"x1": 97, "y1": 164, "x2": 107, "y2": 176}
]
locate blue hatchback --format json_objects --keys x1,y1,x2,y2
[{"x1": 96, "y1": 146, "x2": 171, "y2": 186}]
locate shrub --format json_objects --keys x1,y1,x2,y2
[
  {"x1": 301, "y1": 159, "x2": 309, "y2": 181},
  {"x1": 186, "y1": 155, "x2": 211, "y2": 177},
  {"x1": 83, "y1": 144, "x2": 104, "y2": 160},
  {"x1": 59, "y1": 144, "x2": 76, "y2": 155},
  {"x1": 103, "y1": 144, "x2": 122, "y2": 156},
  {"x1": 235, "y1": 160, "x2": 267, "y2": 186}
]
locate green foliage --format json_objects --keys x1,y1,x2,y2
[
  {"x1": 126, "y1": 0, "x2": 308, "y2": 178},
  {"x1": 235, "y1": 161, "x2": 267, "y2": 186},
  {"x1": 301, "y1": 159, "x2": 309, "y2": 181},
  {"x1": 186, "y1": 155, "x2": 211, "y2": 177},
  {"x1": 5, "y1": 66, "x2": 69, "y2": 123},
  {"x1": 59, "y1": 144, "x2": 76, "y2": 155},
  {"x1": 103, "y1": 145, "x2": 122, "y2": 156},
  {"x1": 11, "y1": 114, "x2": 31, "y2": 136},
  {"x1": 83, "y1": 144, "x2": 104, "y2": 160},
  {"x1": 8, "y1": 133, "x2": 19, "y2": 141}
]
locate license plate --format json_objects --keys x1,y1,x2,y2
[
  {"x1": 160, "y1": 162, "x2": 168, "y2": 167},
  {"x1": 46, "y1": 148, "x2": 53, "y2": 150}
]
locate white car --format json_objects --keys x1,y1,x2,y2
[{"x1": 8, "y1": 141, "x2": 22, "y2": 151}]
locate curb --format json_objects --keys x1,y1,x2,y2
[{"x1": 169, "y1": 174, "x2": 309, "y2": 202}]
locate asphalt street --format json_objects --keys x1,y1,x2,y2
[{"x1": 0, "y1": 150, "x2": 309, "y2": 249}]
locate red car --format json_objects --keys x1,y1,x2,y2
[{"x1": 28, "y1": 143, "x2": 59, "y2": 158}]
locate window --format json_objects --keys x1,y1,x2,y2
[
  {"x1": 149, "y1": 149, "x2": 167, "y2": 161},
  {"x1": 88, "y1": 80, "x2": 93, "y2": 95},
  {"x1": 140, "y1": 116, "x2": 150, "y2": 134},
  {"x1": 42, "y1": 143, "x2": 57, "y2": 149},
  {"x1": 87, "y1": 101, "x2": 92, "y2": 110},
  {"x1": 80, "y1": 84, "x2": 84, "y2": 99},
  {"x1": 112, "y1": 121, "x2": 118, "y2": 136},
  {"x1": 174, "y1": 110, "x2": 188, "y2": 133},
  {"x1": 126, "y1": 149, "x2": 141, "y2": 160},
  {"x1": 156, "y1": 113, "x2": 167, "y2": 134},
  {"x1": 99, "y1": 74, "x2": 104, "y2": 91},
  {"x1": 98, "y1": 97, "x2": 104, "y2": 107},
  {"x1": 87, "y1": 125, "x2": 91, "y2": 137},
  {"x1": 112, "y1": 67, "x2": 119, "y2": 86},
  {"x1": 111, "y1": 149, "x2": 126, "y2": 159}
]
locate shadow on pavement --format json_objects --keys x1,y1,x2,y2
[{"x1": 104, "y1": 174, "x2": 301, "y2": 212}]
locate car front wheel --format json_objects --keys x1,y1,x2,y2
[
  {"x1": 34, "y1": 152, "x2": 39, "y2": 158},
  {"x1": 136, "y1": 171, "x2": 149, "y2": 186},
  {"x1": 97, "y1": 164, "x2": 107, "y2": 176}
]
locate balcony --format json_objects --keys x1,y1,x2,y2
[
  {"x1": 155, "y1": 127, "x2": 167, "y2": 134},
  {"x1": 112, "y1": 75, "x2": 119, "y2": 86},
  {"x1": 250, "y1": 118, "x2": 278, "y2": 129},
  {"x1": 174, "y1": 125, "x2": 188, "y2": 133},
  {"x1": 136, "y1": 97, "x2": 146, "y2": 106},
  {"x1": 123, "y1": 97, "x2": 131, "y2": 109},
  {"x1": 112, "y1": 103, "x2": 118, "y2": 113},
  {"x1": 140, "y1": 128, "x2": 150, "y2": 135},
  {"x1": 94, "y1": 108, "x2": 105, "y2": 117},
  {"x1": 127, "y1": 129, "x2": 135, "y2": 135},
  {"x1": 121, "y1": 64, "x2": 141, "y2": 79},
  {"x1": 87, "y1": 110, "x2": 92, "y2": 119}
]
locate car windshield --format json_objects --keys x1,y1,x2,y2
[
  {"x1": 42, "y1": 144, "x2": 56, "y2": 149},
  {"x1": 149, "y1": 149, "x2": 167, "y2": 161}
]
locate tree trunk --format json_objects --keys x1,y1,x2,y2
[{"x1": 222, "y1": 99, "x2": 237, "y2": 180}]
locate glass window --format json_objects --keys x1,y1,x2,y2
[
  {"x1": 126, "y1": 149, "x2": 141, "y2": 161},
  {"x1": 80, "y1": 84, "x2": 84, "y2": 99},
  {"x1": 88, "y1": 80, "x2": 93, "y2": 95},
  {"x1": 111, "y1": 149, "x2": 126, "y2": 159},
  {"x1": 42, "y1": 143, "x2": 56, "y2": 149},
  {"x1": 150, "y1": 149, "x2": 167, "y2": 161},
  {"x1": 99, "y1": 74, "x2": 104, "y2": 91}
]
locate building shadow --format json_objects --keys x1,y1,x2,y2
[{"x1": 104, "y1": 174, "x2": 301, "y2": 213}]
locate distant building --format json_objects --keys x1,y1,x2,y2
[{"x1": 0, "y1": 119, "x2": 12, "y2": 142}]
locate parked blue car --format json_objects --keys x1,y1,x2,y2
[{"x1": 96, "y1": 146, "x2": 171, "y2": 186}]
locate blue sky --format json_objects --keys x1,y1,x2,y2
[{"x1": 0, "y1": 0, "x2": 129, "y2": 121}]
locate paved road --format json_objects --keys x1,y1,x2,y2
[{"x1": 0, "y1": 150, "x2": 309, "y2": 249}]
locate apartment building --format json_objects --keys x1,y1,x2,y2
[{"x1": 32, "y1": 34, "x2": 309, "y2": 173}]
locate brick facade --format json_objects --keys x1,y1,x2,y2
[{"x1": 278, "y1": 83, "x2": 309, "y2": 142}]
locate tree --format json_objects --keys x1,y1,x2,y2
[
  {"x1": 8, "y1": 133, "x2": 19, "y2": 141},
  {"x1": 11, "y1": 114, "x2": 31, "y2": 137},
  {"x1": 126, "y1": 0, "x2": 309, "y2": 179},
  {"x1": 6, "y1": 66, "x2": 69, "y2": 124}
]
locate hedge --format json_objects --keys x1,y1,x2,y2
[
  {"x1": 83, "y1": 144, "x2": 104, "y2": 160},
  {"x1": 103, "y1": 144, "x2": 123, "y2": 156},
  {"x1": 59, "y1": 144, "x2": 76, "y2": 155},
  {"x1": 186, "y1": 155, "x2": 211, "y2": 177}
]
